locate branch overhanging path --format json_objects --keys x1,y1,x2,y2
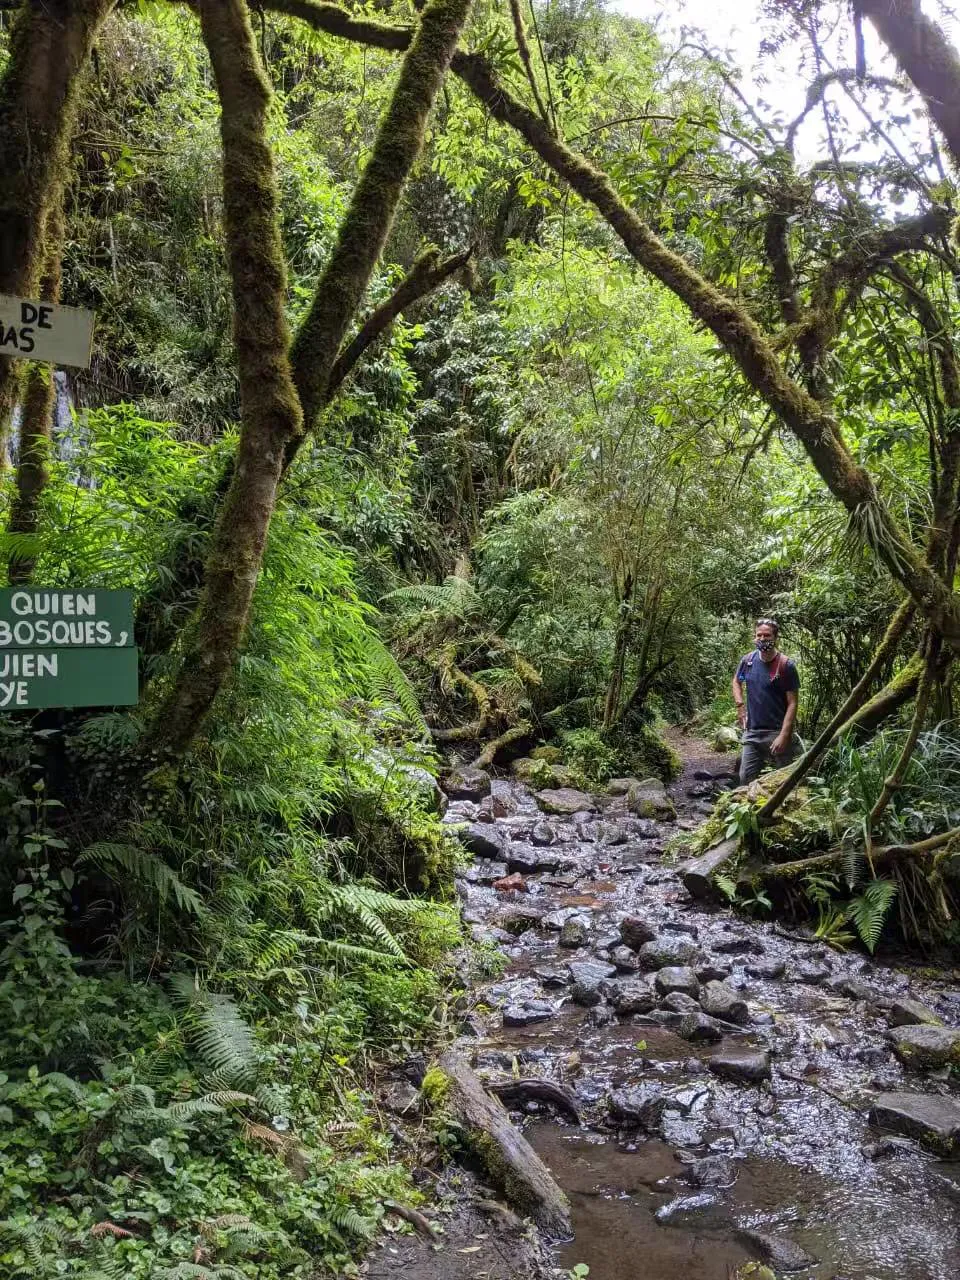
[{"x1": 261, "y1": 0, "x2": 960, "y2": 655}]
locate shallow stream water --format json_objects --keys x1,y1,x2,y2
[{"x1": 446, "y1": 734, "x2": 960, "y2": 1279}]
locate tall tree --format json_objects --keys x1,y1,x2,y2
[{"x1": 150, "y1": 0, "x2": 474, "y2": 754}]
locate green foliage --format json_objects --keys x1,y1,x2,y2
[{"x1": 560, "y1": 728, "x2": 616, "y2": 785}]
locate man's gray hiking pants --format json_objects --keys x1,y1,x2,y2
[{"x1": 740, "y1": 729, "x2": 797, "y2": 785}]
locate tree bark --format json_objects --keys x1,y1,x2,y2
[
  {"x1": 149, "y1": 0, "x2": 302, "y2": 755},
  {"x1": 860, "y1": 0, "x2": 960, "y2": 167},
  {"x1": 7, "y1": 197, "x2": 65, "y2": 584},
  {"x1": 0, "y1": 0, "x2": 112, "y2": 456},
  {"x1": 266, "y1": 1, "x2": 960, "y2": 655},
  {"x1": 151, "y1": 0, "x2": 474, "y2": 754}
]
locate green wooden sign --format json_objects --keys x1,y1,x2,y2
[{"x1": 0, "y1": 589, "x2": 138, "y2": 710}]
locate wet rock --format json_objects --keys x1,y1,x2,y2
[
  {"x1": 854, "y1": 1044, "x2": 890, "y2": 1066},
  {"x1": 737, "y1": 1229, "x2": 817, "y2": 1272},
  {"x1": 677, "y1": 1012, "x2": 725, "y2": 1043},
  {"x1": 532, "y1": 965, "x2": 569, "y2": 989},
  {"x1": 608, "y1": 1085, "x2": 668, "y2": 1128},
  {"x1": 559, "y1": 919, "x2": 589, "y2": 948},
  {"x1": 686, "y1": 781, "x2": 717, "y2": 799},
  {"x1": 570, "y1": 981, "x2": 602, "y2": 1007},
  {"x1": 887, "y1": 1023, "x2": 960, "y2": 1069},
  {"x1": 707, "y1": 1049, "x2": 771, "y2": 1084},
  {"x1": 574, "y1": 819, "x2": 597, "y2": 843},
  {"x1": 609, "y1": 979, "x2": 656, "y2": 1015},
  {"x1": 713, "y1": 933, "x2": 756, "y2": 955},
  {"x1": 463, "y1": 859, "x2": 508, "y2": 884},
  {"x1": 567, "y1": 959, "x2": 617, "y2": 988},
  {"x1": 655, "y1": 1192, "x2": 718, "y2": 1225},
  {"x1": 655, "y1": 966, "x2": 701, "y2": 999},
  {"x1": 660, "y1": 991, "x2": 701, "y2": 1014},
  {"x1": 458, "y1": 823, "x2": 504, "y2": 860},
  {"x1": 541, "y1": 907, "x2": 585, "y2": 931},
  {"x1": 627, "y1": 777, "x2": 677, "y2": 820},
  {"x1": 629, "y1": 818, "x2": 662, "y2": 839},
  {"x1": 506, "y1": 847, "x2": 575, "y2": 875},
  {"x1": 609, "y1": 945, "x2": 640, "y2": 973},
  {"x1": 476, "y1": 793, "x2": 510, "y2": 822},
  {"x1": 700, "y1": 980, "x2": 749, "y2": 1026},
  {"x1": 503, "y1": 1002, "x2": 555, "y2": 1027},
  {"x1": 693, "y1": 769, "x2": 722, "y2": 782},
  {"x1": 682, "y1": 1154, "x2": 735, "y2": 1187},
  {"x1": 607, "y1": 777, "x2": 640, "y2": 796},
  {"x1": 861, "y1": 1136, "x2": 916, "y2": 1159},
  {"x1": 697, "y1": 963, "x2": 731, "y2": 983},
  {"x1": 889, "y1": 997, "x2": 942, "y2": 1028},
  {"x1": 530, "y1": 820, "x2": 557, "y2": 847},
  {"x1": 380, "y1": 1079, "x2": 420, "y2": 1115},
  {"x1": 596, "y1": 930, "x2": 621, "y2": 951},
  {"x1": 791, "y1": 961, "x2": 832, "y2": 985},
  {"x1": 444, "y1": 765, "x2": 491, "y2": 800},
  {"x1": 619, "y1": 915, "x2": 657, "y2": 950},
  {"x1": 659, "y1": 1113, "x2": 704, "y2": 1147},
  {"x1": 585, "y1": 1003, "x2": 617, "y2": 1028},
  {"x1": 493, "y1": 872, "x2": 528, "y2": 893},
  {"x1": 638, "y1": 934, "x2": 698, "y2": 970},
  {"x1": 664, "y1": 920, "x2": 699, "y2": 938},
  {"x1": 497, "y1": 905, "x2": 545, "y2": 935},
  {"x1": 869, "y1": 1091, "x2": 960, "y2": 1156},
  {"x1": 826, "y1": 975, "x2": 877, "y2": 1002},
  {"x1": 595, "y1": 820, "x2": 627, "y2": 846},
  {"x1": 536, "y1": 787, "x2": 597, "y2": 815},
  {"x1": 746, "y1": 958, "x2": 786, "y2": 980}
]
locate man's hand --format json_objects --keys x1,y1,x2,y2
[
  {"x1": 736, "y1": 705, "x2": 747, "y2": 730},
  {"x1": 770, "y1": 732, "x2": 790, "y2": 756}
]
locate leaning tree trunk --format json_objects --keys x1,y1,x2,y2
[
  {"x1": 7, "y1": 198, "x2": 65, "y2": 584},
  {"x1": 0, "y1": 0, "x2": 112, "y2": 455},
  {"x1": 149, "y1": 0, "x2": 474, "y2": 756},
  {"x1": 266, "y1": 1, "x2": 960, "y2": 657}
]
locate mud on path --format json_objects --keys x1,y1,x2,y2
[{"x1": 361, "y1": 731, "x2": 960, "y2": 1280}]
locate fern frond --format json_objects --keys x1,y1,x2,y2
[
  {"x1": 849, "y1": 878, "x2": 898, "y2": 953},
  {"x1": 79, "y1": 842, "x2": 205, "y2": 918},
  {"x1": 168, "y1": 974, "x2": 259, "y2": 1086},
  {"x1": 164, "y1": 1090, "x2": 254, "y2": 1122},
  {"x1": 329, "y1": 1206, "x2": 375, "y2": 1240},
  {"x1": 383, "y1": 575, "x2": 481, "y2": 621},
  {"x1": 361, "y1": 631, "x2": 427, "y2": 731}
]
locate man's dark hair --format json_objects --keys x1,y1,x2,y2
[{"x1": 756, "y1": 617, "x2": 779, "y2": 635}]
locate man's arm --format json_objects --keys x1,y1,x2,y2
[
  {"x1": 772, "y1": 689, "x2": 798, "y2": 754},
  {"x1": 732, "y1": 669, "x2": 747, "y2": 729}
]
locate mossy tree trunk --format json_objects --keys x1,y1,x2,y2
[
  {"x1": 148, "y1": 0, "x2": 302, "y2": 755},
  {"x1": 0, "y1": 0, "x2": 111, "y2": 456},
  {"x1": 7, "y1": 196, "x2": 65, "y2": 584},
  {"x1": 268, "y1": 1, "x2": 960, "y2": 656},
  {"x1": 150, "y1": 0, "x2": 474, "y2": 755},
  {"x1": 860, "y1": 0, "x2": 960, "y2": 168}
]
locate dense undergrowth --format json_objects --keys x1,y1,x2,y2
[{"x1": 0, "y1": 407, "x2": 461, "y2": 1278}]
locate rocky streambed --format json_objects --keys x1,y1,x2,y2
[{"x1": 367, "y1": 735, "x2": 960, "y2": 1280}]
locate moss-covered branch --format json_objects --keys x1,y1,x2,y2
[
  {"x1": 288, "y1": 0, "x2": 474, "y2": 434},
  {"x1": 758, "y1": 599, "x2": 915, "y2": 825}
]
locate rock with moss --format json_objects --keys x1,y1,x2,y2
[
  {"x1": 510, "y1": 756, "x2": 576, "y2": 789},
  {"x1": 530, "y1": 745, "x2": 563, "y2": 764},
  {"x1": 627, "y1": 777, "x2": 676, "y2": 820},
  {"x1": 887, "y1": 1024, "x2": 960, "y2": 1069}
]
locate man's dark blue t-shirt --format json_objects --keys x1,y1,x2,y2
[{"x1": 735, "y1": 651, "x2": 799, "y2": 732}]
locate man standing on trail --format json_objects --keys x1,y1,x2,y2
[{"x1": 732, "y1": 618, "x2": 799, "y2": 785}]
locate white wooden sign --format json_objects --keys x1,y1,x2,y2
[{"x1": 0, "y1": 294, "x2": 95, "y2": 369}]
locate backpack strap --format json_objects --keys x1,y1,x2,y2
[{"x1": 743, "y1": 650, "x2": 790, "y2": 682}]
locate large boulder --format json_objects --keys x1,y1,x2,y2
[
  {"x1": 511, "y1": 757, "x2": 578, "y2": 789},
  {"x1": 444, "y1": 765, "x2": 491, "y2": 800},
  {"x1": 609, "y1": 979, "x2": 657, "y2": 1015},
  {"x1": 627, "y1": 777, "x2": 677, "y2": 820},
  {"x1": 707, "y1": 1049, "x2": 771, "y2": 1084},
  {"x1": 655, "y1": 966, "x2": 700, "y2": 999},
  {"x1": 887, "y1": 1024, "x2": 960, "y2": 1069},
  {"x1": 536, "y1": 787, "x2": 597, "y2": 815},
  {"x1": 619, "y1": 915, "x2": 657, "y2": 951},
  {"x1": 888, "y1": 998, "x2": 942, "y2": 1028},
  {"x1": 608, "y1": 1085, "x2": 668, "y2": 1129},
  {"x1": 457, "y1": 823, "x2": 504, "y2": 860}
]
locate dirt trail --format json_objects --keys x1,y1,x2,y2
[{"x1": 362, "y1": 731, "x2": 960, "y2": 1280}]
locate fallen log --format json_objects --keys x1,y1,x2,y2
[
  {"x1": 434, "y1": 1050, "x2": 572, "y2": 1236},
  {"x1": 681, "y1": 836, "x2": 741, "y2": 899}
]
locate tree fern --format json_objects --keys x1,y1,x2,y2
[
  {"x1": 79, "y1": 842, "x2": 205, "y2": 918},
  {"x1": 168, "y1": 974, "x2": 259, "y2": 1087},
  {"x1": 848, "y1": 879, "x2": 898, "y2": 953}
]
